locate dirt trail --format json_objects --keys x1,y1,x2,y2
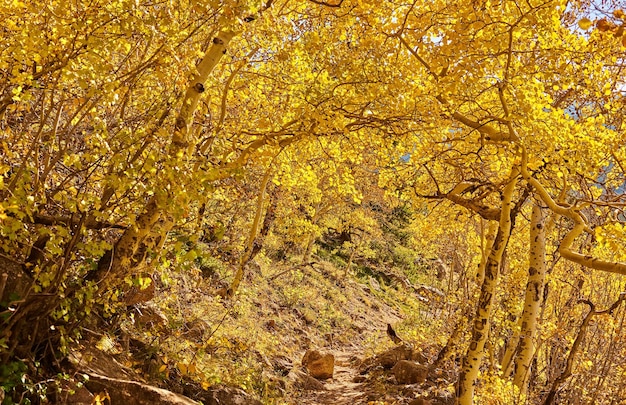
[
  {"x1": 296, "y1": 348, "x2": 369, "y2": 405},
  {"x1": 295, "y1": 317, "x2": 403, "y2": 404},
  {"x1": 289, "y1": 276, "x2": 407, "y2": 404}
]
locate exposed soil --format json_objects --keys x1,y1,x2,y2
[{"x1": 295, "y1": 348, "x2": 368, "y2": 404}]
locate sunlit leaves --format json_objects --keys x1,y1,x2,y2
[{"x1": 579, "y1": 18, "x2": 593, "y2": 30}]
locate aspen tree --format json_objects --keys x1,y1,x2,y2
[{"x1": 456, "y1": 168, "x2": 518, "y2": 405}]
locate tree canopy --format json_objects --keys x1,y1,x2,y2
[{"x1": 2, "y1": 0, "x2": 626, "y2": 404}]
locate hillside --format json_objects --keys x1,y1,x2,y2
[{"x1": 36, "y1": 249, "x2": 454, "y2": 405}]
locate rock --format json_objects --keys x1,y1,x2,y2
[
  {"x1": 287, "y1": 370, "x2": 326, "y2": 391},
  {"x1": 352, "y1": 375, "x2": 367, "y2": 383},
  {"x1": 48, "y1": 379, "x2": 94, "y2": 404},
  {"x1": 360, "y1": 344, "x2": 427, "y2": 373},
  {"x1": 84, "y1": 373, "x2": 200, "y2": 405},
  {"x1": 65, "y1": 387, "x2": 95, "y2": 404},
  {"x1": 302, "y1": 349, "x2": 334, "y2": 380},
  {"x1": 69, "y1": 347, "x2": 134, "y2": 380},
  {"x1": 391, "y1": 360, "x2": 428, "y2": 384}
]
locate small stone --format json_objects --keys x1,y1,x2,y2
[
  {"x1": 301, "y1": 374, "x2": 326, "y2": 391},
  {"x1": 289, "y1": 370, "x2": 326, "y2": 391},
  {"x1": 352, "y1": 375, "x2": 367, "y2": 383},
  {"x1": 302, "y1": 349, "x2": 335, "y2": 380}
]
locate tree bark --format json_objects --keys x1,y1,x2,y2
[
  {"x1": 511, "y1": 202, "x2": 547, "y2": 394},
  {"x1": 476, "y1": 220, "x2": 498, "y2": 285},
  {"x1": 456, "y1": 168, "x2": 518, "y2": 405}
]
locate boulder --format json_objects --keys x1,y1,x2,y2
[
  {"x1": 391, "y1": 360, "x2": 428, "y2": 384},
  {"x1": 302, "y1": 349, "x2": 334, "y2": 380},
  {"x1": 84, "y1": 373, "x2": 199, "y2": 405}
]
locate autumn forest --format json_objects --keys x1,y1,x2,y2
[{"x1": 2, "y1": 0, "x2": 626, "y2": 404}]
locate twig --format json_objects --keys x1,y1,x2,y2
[
  {"x1": 268, "y1": 262, "x2": 318, "y2": 281},
  {"x1": 0, "y1": 273, "x2": 7, "y2": 301}
]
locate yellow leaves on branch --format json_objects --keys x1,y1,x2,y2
[
  {"x1": 578, "y1": 12, "x2": 626, "y2": 46},
  {"x1": 597, "y1": 19, "x2": 616, "y2": 32}
]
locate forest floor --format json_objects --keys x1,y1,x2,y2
[{"x1": 60, "y1": 254, "x2": 454, "y2": 405}]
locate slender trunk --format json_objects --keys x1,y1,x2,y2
[
  {"x1": 591, "y1": 304, "x2": 626, "y2": 400},
  {"x1": 456, "y1": 168, "x2": 518, "y2": 405},
  {"x1": 345, "y1": 241, "x2": 359, "y2": 277},
  {"x1": 476, "y1": 220, "x2": 498, "y2": 285},
  {"x1": 501, "y1": 333, "x2": 520, "y2": 379},
  {"x1": 512, "y1": 202, "x2": 547, "y2": 395},
  {"x1": 303, "y1": 238, "x2": 315, "y2": 263},
  {"x1": 501, "y1": 203, "x2": 547, "y2": 378},
  {"x1": 229, "y1": 169, "x2": 273, "y2": 296},
  {"x1": 543, "y1": 296, "x2": 626, "y2": 405},
  {"x1": 90, "y1": 31, "x2": 235, "y2": 287}
]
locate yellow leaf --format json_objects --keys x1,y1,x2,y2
[
  {"x1": 177, "y1": 362, "x2": 188, "y2": 375},
  {"x1": 158, "y1": 364, "x2": 167, "y2": 373},
  {"x1": 597, "y1": 19, "x2": 615, "y2": 32},
  {"x1": 578, "y1": 18, "x2": 593, "y2": 30},
  {"x1": 93, "y1": 392, "x2": 110, "y2": 405}
]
